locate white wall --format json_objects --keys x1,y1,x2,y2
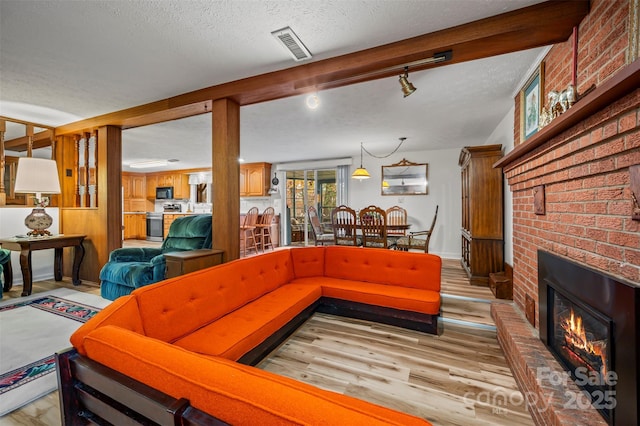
[
  {"x1": 0, "y1": 207, "x2": 59, "y2": 286},
  {"x1": 347, "y1": 148, "x2": 461, "y2": 259},
  {"x1": 483, "y1": 107, "x2": 515, "y2": 266}
]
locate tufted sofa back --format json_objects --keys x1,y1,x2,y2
[{"x1": 132, "y1": 249, "x2": 295, "y2": 343}]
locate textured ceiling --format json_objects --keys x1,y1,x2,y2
[{"x1": 0, "y1": 0, "x2": 547, "y2": 171}]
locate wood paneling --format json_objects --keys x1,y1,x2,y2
[{"x1": 59, "y1": 125, "x2": 122, "y2": 283}]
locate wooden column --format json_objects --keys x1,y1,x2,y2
[{"x1": 212, "y1": 98, "x2": 240, "y2": 261}]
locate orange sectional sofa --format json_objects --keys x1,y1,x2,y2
[{"x1": 57, "y1": 246, "x2": 441, "y2": 425}]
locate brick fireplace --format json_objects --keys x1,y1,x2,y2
[{"x1": 492, "y1": 56, "x2": 639, "y2": 424}]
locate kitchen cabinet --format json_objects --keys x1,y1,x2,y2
[
  {"x1": 146, "y1": 175, "x2": 157, "y2": 199},
  {"x1": 145, "y1": 172, "x2": 189, "y2": 200},
  {"x1": 123, "y1": 172, "x2": 148, "y2": 212},
  {"x1": 240, "y1": 162, "x2": 271, "y2": 197},
  {"x1": 163, "y1": 213, "x2": 189, "y2": 238},
  {"x1": 131, "y1": 175, "x2": 145, "y2": 198},
  {"x1": 171, "y1": 173, "x2": 189, "y2": 199},
  {"x1": 459, "y1": 144, "x2": 504, "y2": 286},
  {"x1": 123, "y1": 214, "x2": 146, "y2": 239}
]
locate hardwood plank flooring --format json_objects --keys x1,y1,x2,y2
[
  {"x1": 258, "y1": 313, "x2": 532, "y2": 425},
  {"x1": 0, "y1": 256, "x2": 531, "y2": 425}
]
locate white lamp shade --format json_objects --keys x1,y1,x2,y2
[{"x1": 14, "y1": 157, "x2": 61, "y2": 194}]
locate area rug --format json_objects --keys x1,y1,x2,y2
[{"x1": 0, "y1": 288, "x2": 111, "y2": 416}]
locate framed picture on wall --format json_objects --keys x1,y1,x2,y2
[{"x1": 520, "y1": 61, "x2": 545, "y2": 141}]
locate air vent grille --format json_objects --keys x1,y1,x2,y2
[{"x1": 271, "y1": 27, "x2": 312, "y2": 62}]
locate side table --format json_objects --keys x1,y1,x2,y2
[
  {"x1": 0, "y1": 234, "x2": 86, "y2": 296},
  {"x1": 165, "y1": 249, "x2": 224, "y2": 279}
]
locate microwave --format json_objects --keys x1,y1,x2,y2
[{"x1": 156, "y1": 186, "x2": 174, "y2": 200}]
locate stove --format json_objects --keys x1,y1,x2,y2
[{"x1": 163, "y1": 203, "x2": 182, "y2": 212}]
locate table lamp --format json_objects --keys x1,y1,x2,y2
[{"x1": 13, "y1": 157, "x2": 62, "y2": 236}]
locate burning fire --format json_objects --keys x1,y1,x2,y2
[{"x1": 561, "y1": 308, "x2": 607, "y2": 375}]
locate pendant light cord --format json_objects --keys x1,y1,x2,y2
[{"x1": 361, "y1": 137, "x2": 406, "y2": 159}]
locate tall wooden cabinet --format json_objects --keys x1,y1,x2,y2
[{"x1": 459, "y1": 144, "x2": 504, "y2": 286}]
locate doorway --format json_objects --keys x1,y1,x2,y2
[{"x1": 286, "y1": 169, "x2": 336, "y2": 245}]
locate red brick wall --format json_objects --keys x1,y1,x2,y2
[{"x1": 507, "y1": 0, "x2": 638, "y2": 324}]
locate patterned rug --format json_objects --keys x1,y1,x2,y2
[{"x1": 0, "y1": 288, "x2": 110, "y2": 416}]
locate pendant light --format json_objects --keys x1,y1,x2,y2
[{"x1": 352, "y1": 143, "x2": 371, "y2": 180}]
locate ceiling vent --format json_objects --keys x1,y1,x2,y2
[{"x1": 271, "y1": 27, "x2": 312, "y2": 62}]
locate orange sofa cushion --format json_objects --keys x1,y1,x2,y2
[
  {"x1": 84, "y1": 325, "x2": 430, "y2": 425},
  {"x1": 291, "y1": 276, "x2": 440, "y2": 315},
  {"x1": 174, "y1": 284, "x2": 322, "y2": 360},
  {"x1": 323, "y1": 246, "x2": 441, "y2": 292}
]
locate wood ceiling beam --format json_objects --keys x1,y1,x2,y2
[
  {"x1": 54, "y1": 0, "x2": 589, "y2": 136},
  {"x1": 4, "y1": 129, "x2": 53, "y2": 152}
]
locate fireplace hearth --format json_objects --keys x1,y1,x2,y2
[{"x1": 539, "y1": 250, "x2": 639, "y2": 426}]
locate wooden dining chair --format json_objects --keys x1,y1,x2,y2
[
  {"x1": 386, "y1": 205, "x2": 408, "y2": 246},
  {"x1": 240, "y1": 207, "x2": 259, "y2": 257},
  {"x1": 359, "y1": 205, "x2": 395, "y2": 248},
  {"x1": 396, "y1": 205, "x2": 438, "y2": 253},
  {"x1": 308, "y1": 206, "x2": 334, "y2": 246},
  {"x1": 255, "y1": 207, "x2": 275, "y2": 252},
  {"x1": 331, "y1": 205, "x2": 361, "y2": 246}
]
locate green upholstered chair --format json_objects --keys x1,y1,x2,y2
[
  {"x1": 0, "y1": 248, "x2": 11, "y2": 300},
  {"x1": 99, "y1": 214, "x2": 212, "y2": 300}
]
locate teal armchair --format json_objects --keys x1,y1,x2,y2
[{"x1": 99, "y1": 214, "x2": 212, "y2": 300}]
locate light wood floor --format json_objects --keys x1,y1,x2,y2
[{"x1": 0, "y1": 258, "x2": 532, "y2": 426}]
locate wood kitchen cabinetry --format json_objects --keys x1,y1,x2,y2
[
  {"x1": 163, "y1": 213, "x2": 189, "y2": 238},
  {"x1": 145, "y1": 172, "x2": 189, "y2": 199},
  {"x1": 240, "y1": 162, "x2": 271, "y2": 197},
  {"x1": 122, "y1": 172, "x2": 148, "y2": 212},
  {"x1": 146, "y1": 175, "x2": 157, "y2": 199},
  {"x1": 123, "y1": 213, "x2": 146, "y2": 239},
  {"x1": 459, "y1": 144, "x2": 504, "y2": 286}
]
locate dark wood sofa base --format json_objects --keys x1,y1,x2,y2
[
  {"x1": 57, "y1": 298, "x2": 439, "y2": 425},
  {"x1": 56, "y1": 348, "x2": 229, "y2": 426}
]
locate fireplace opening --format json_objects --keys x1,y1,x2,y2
[
  {"x1": 549, "y1": 287, "x2": 614, "y2": 422},
  {"x1": 538, "y1": 250, "x2": 639, "y2": 426}
]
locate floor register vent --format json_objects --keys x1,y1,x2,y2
[{"x1": 271, "y1": 26, "x2": 312, "y2": 61}]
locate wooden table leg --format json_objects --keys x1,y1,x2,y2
[
  {"x1": 2, "y1": 259, "x2": 12, "y2": 291},
  {"x1": 19, "y1": 248, "x2": 32, "y2": 296},
  {"x1": 72, "y1": 243, "x2": 85, "y2": 286},
  {"x1": 54, "y1": 247, "x2": 63, "y2": 281}
]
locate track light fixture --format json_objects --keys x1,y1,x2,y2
[{"x1": 399, "y1": 67, "x2": 417, "y2": 97}]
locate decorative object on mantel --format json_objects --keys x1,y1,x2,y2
[
  {"x1": 13, "y1": 157, "x2": 61, "y2": 236},
  {"x1": 533, "y1": 184, "x2": 545, "y2": 215},
  {"x1": 520, "y1": 61, "x2": 545, "y2": 141},
  {"x1": 630, "y1": 165, "x2": 640, "y2": 221}
]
